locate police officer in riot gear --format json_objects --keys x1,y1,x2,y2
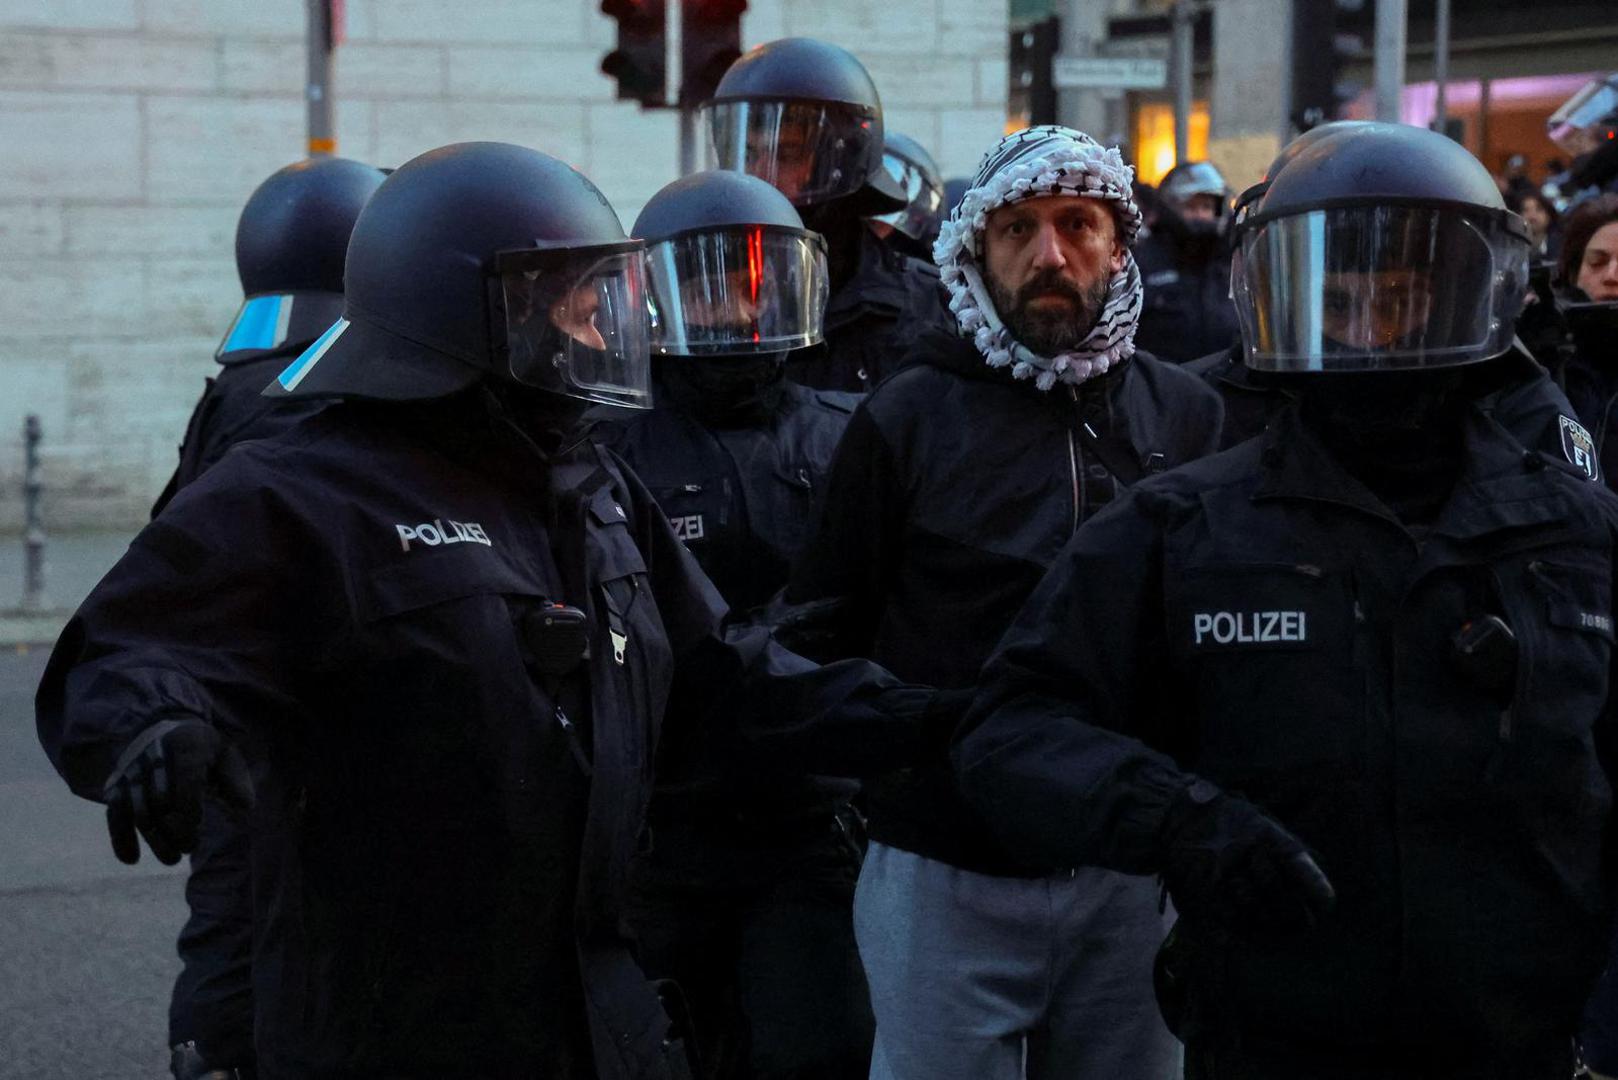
[
  {"x1": 703, "y1": 38, "x2": 950, "y2": 392},
  {"x1": 868, "y1": 131, "x2": 947, "y2": 263},
  {"x1": 956, "y1": 122, "x2": 1618, "y2": 1080},
  {"x1": 607, "y1": 169, "x2": 873, "y2": 1079},
  {"x1": 1186, "y1": 123, "x2": 1376, "y2": 447},
  {"x1": 1133, "y1": 160, "x2": 1241, "y2": 363},
  {"x1": 152, "y1": 157, "x2": 385, "y2": 517},
  {"x1": 153, "y1": 154, "x2": 385, "y2": 1080},
  {"x1": 36, "y1": 142, "x2": 948, "y2": 1080}
]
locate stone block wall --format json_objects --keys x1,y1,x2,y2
[{"x1": 0, "y1": 0, "x2": 1008, "y2": 530}]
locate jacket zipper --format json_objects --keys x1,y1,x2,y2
[{"x1": 1067, "y1": 387, "x2": 1083, "y2": 532}]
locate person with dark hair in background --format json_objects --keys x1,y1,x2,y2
[
  {"x1": 1540, "y1": 195, "x2": 1618, "y2": 493},
  {"x1": 1133, "y1": 161, "x2": 1241, "y2": 363},
  {"x1": 956, "y1": 121, "x2": 1618, "y2": 1080},
  {"x1": 791, "y1": 125, "x2": 1222, "y2": 1080},
  {"x1": 703, "y1": 38, "x2": 950, "y2": 392},
  {"x1": 605, "y1": 169, "x2": 874, "y2": 1080},
  {"x1": 35, "y1": 141, "x2": 952, "y2": 1080},
  {"x1": 155, "y1": 155, "x2": 386, "y2": 1080},
  {"x1": 1510, "y1": 188, "x2": 1563, "y2": 263}
]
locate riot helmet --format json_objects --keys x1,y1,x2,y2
[
  {"x1": 1548, "y1": 75, "x2": 1618, "y2": 157},
  {"x1": 218, "y1": 157, "x2": 385, "y2": 364},
  {"x1": 633, "y1": 170, "x2": 828, "y2": 357},
  {"x1": 1233, "y1": 122, "x2": 1531, "y2": 373},
  {"x1": 1158, "y1": 160, "x2": 1232, "y2": 238},
  {"x1": 702, "y1": 38, "x2": 906, "y2": 215},
  {"x1": 870, "y1": 131, "x2": 946, "y2": 244},
  {"x1": 269, "y1": 142, "x2": 650, "y2": 409}
]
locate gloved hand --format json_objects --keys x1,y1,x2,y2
[
  {"x1": 102, "y1": 718, "x2": 254, "y2": 866},
  {"x1": 1159, "y1": 779, "x2": 1335, "y2": 930},
  {"x1": 170, "y1": 1040, "x2": 247, "y2": 1079}
]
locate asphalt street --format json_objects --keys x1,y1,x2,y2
[{"x1": 1, "y1": 645, "x2": 185, "y2": 1079}]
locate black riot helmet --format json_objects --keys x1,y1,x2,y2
[
  {"x1": 1158, "y1": 160, "x2": 1231, "y2": 238},
  {"x1": 1233, "y1": 122, "x2": 1532, "y2": 373},
  {"x1": 870, "y1": 131, "x2": 946, "y2": 244},
  {"x1": 268, "y1": 142, "x2": 650, "y2": 408},
  {"x1": 702, "y1": 38, "x2": 907, "y2": 216},
  {"x1": 633, "y1": 170, "x2": 828, "y2": 358},
  {"x1": 1232, "y1": 121, "x2": 1377, "y2": 228},
  {"x1": 217, "y1": 157, "x2": 385, "y2": 364}
]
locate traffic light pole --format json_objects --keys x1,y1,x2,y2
[
  {"x1": 1433, "y1": 0, "x2": 1451, "y2": 131},
  {"x1": 1373, "y1": 0, "x2": 1407, "y2": 123},
  {"x1": 1171, "y1": 0, "x2": 1194, "y2": 163},
  {"x1": 306, "y1": 0, "x2": 335, "y2": 156}
]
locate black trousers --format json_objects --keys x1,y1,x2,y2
[{"x1": 624, "y1": 810, "x2": 872, "y2": 1080}]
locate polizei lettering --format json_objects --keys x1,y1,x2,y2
[
  {"x1": 395, "y1": 518, "x2": 492, "y2": 552},
  {"x1": 1192, "y1": 610, "x2": 1307, "y2": 646},
  {"x1": 670, "y1": 513, "x2": 706, "y2": 541}
]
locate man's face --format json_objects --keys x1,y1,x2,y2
[
  {"x1": 1576, "y1": 220, "x2": 1618, "y2": 301},
  {"x1": 549, "y1": 281, "x2": 607, "y2": 351},
  {"x1": 1179, "y1": 193, "x2": 1223, "y2": 224},
  {"x1": 748, "y1": 117, "x2": 815, "y2": 205},
  {"x1": 677, "y1": 267, "x2": 765, "y2": 334},
  {"x1": 981, "y1": 196, "x2": 1126, "y2": 356},
  {"x1": 1319, "y1": 268, "x2": 1435, "y2": 350}
]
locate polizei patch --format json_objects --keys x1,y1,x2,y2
[
  {"x1": 1191, "y1": 610, "x2": 1309, "y2": 650},
  {"x1": 1560, "y1": 415, "x2": 1600, "y2": 481}
]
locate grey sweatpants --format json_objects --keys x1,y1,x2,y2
[{"x1": 853, "y1": 841, "x2": 1180, "y2": 1080}]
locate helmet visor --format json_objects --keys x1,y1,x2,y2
[
  {"x1": 703, "y1": 99, "x2": 880, "y2": 206},
  {"x1": 645, "y1": 226, "x2": 828, "y2": 356},
  {"x1": 497, "y1": 244, "x2": 652, "y2": 409},
  {"x1": 870, "y1": 149, "x2": 945, "y2": 240},
  {"x1": 1234, "y1": 205, "x2": 1529, "y2": 371},
  {"x1": 1548, "y1": 78, "x2": 1618, "y2": 152}
]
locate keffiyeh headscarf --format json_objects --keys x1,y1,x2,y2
[{"x1": 933, "y1": 126, "x2": 1144, "y2": 391}]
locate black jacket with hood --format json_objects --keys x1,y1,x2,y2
[{"x1": 788, "y1": 326, "x2": 1224, "y2": 875}]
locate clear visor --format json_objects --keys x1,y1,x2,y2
[
  {"x1": 703, "y1": 99, "x2": 879, "y2": 206},
  {"x1": 498, "y1": 246, "x2": 652, "y2": 409},
  {"x1": 1234, "y1": 205, "x2": 1529, "y2": 371},
  {"x1": 871, "y1": 150, "x2": 945, "y2": 240},
  {"x1": 1548, "y1": 78, "x2": 1618, "y2": 152},
  {"x1": 645, "y1": 226, "x2": 828, "y2": 356}
]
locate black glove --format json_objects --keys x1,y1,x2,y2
[
  {"x1": 170, "y1": 1041, "x2": 248, "y2": 1079},
  {"x1": 102, "y1": 718, "x2": 254, "y2": 866},
  {"x1": 1159, "y1": 779, "x2": 1335, "y2": 930}
]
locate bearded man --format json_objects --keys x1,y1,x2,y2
[{"x1": 785, "y1": 126, "x2": 1223, "y2": 1079}]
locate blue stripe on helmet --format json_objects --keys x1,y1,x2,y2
[
  {"x1": 277, "y1": 318, "x2": 349, "y2": 391},
  {"x1": 221, "y1": 294, "x2": 292, "y2": 354}
]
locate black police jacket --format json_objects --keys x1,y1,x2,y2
[
  {"x1": 789, "y1": 327, "x2": 1224, "y2": 875},
  {"x1": 150, "y1": 345, "x2": 327, "y2": 518},
  {"x1": 1184, "y1": 344, "x2": 1290, "y2": 450},
  {"x1": 605, "y1": 379, "x2": 859, "y2": 618},
  {"x1": 603, "y1": 375, "x2": 861, "y2": 825},
  {"x1": 955, "y1": 372, "x2": 1618, "y2": 1068},
  {"x1": 1133, "y1": 231, "x2": 1241, "y2": 364},
  {"x1": 36, "y1": 389, "x2": 939, "y2": 1079},
  {"x1": 785, "y1": 227, "x2": 950, "y2": 393}
]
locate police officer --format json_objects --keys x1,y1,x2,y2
[
  {"x1": 36, "y1": 142, "x2": 947, "y2": 1079},
  {"x1": 1134, "y1": 161, "x2": 1241, "y2": 363},
  {"x1": 955, "y1": 123, "x2": 1618, "y2": 1080},
  {"x1": 153, "y1": 155, "x2": 385, "y2": 1080},
  {"x1": 152, "y1": 157, "x2": 385, "y2": 517},
  {"x1": 1185, "y1": 123, "x2": 1376, "y2": 448},
  {"x1": 867, "y1": 131, "x2": 947, "y2": 264},
  {"x1": 606, "y1": 169, "x2": 872, "y2": 1079},
  {"x1": 703, "y1": 38, "x2": 950, "y2": 392}
]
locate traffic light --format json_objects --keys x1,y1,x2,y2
[
  {"x1": 1290, "y1": 0, "x2": 1364, "y2": 131},
  {"x1": 1011, "y1": 17, "x2": 1060, "y2": 128},
  {"x1": 679, "y1": 0, "x2": 745, "y2": 106},
  {"x1": 602, "y1": 0, "x2": 667, "y2": 106}
]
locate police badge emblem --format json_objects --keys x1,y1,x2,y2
[{"x1": 1560, "y1": 415, "x2": 1600, "y2": 482}]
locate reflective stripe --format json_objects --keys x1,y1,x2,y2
[
  {"x1": 221, "y1": 294, "x2": 292, "y2": 353},
  {"x1": 277, "y1": 318, "x2": 349, "y2": 390}
]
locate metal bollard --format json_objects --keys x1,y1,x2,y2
[{"x1": 22, "y1": 414, "x2": 46, "y2": 612}]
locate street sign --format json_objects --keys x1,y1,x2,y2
[{"x1": 1052, "y1": 55, "x2": 1168, "y2": 90}]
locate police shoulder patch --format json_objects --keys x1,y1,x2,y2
[{"x1": 1559, "y1": 414, "x2": 1600, "y2": 482}]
